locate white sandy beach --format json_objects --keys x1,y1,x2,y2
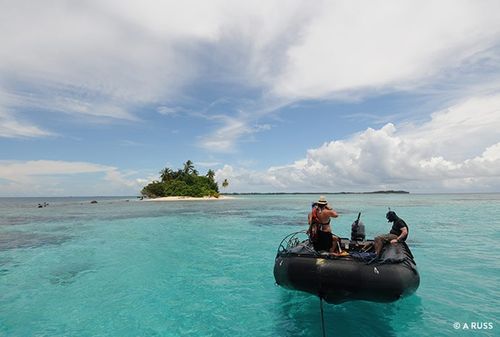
[{"x1": 145, "y1": 195, "x2": 236, "y2": 201}]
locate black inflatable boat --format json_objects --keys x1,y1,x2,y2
[{"x1": 273, "y1": 231, "x2": 420, "y2": 304}]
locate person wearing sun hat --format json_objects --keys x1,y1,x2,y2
[{"x1": 308, "y1": 195, "x2": 341, "y2": 254}]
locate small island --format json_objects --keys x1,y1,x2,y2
[{"x1": 141, "y1": 160, "x2": 221, "y2": 199}]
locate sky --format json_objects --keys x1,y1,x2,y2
[{"x1": 1, "y1": 0, "x2": 500, "y2": 196}]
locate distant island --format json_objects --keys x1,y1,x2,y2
[
  {"x1": 225, "y1": 190, "x2": 409, "y2": 195},
  {"x1": 141, "y1": 161, "x2": 221, "y2": 198},
  {"x1": 339, "y1": 190, "x2": 409, "y2": 194},
  {"x1": 141, "y1": 163, "x2": 408, "y2": 198}
]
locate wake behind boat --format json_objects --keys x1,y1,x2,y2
[{"x1": 273, "y1": 231, "x2": 420, "y2": 304}]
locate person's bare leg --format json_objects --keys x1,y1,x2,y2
[
  {"x1": 361, "y1": 242, "x2": 374, "y2": 252},
  {"x1": 330, "y1": 236, "x2": 341, "y2": 255},
  {"x1": 374, "y1": 237, "x2": 383, "y2": 256}
]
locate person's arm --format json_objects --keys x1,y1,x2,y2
[
  {"x1": 327, "y1": 209, "x2": 338, "y2": 218},
  {"x1": 390, "y1": 227, "x2": 408, "y2": 243}
]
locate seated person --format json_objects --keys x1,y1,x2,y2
[
  {"x1": 374, "y1": 211, "x2": 409, "y2": 256},
  {"x1": 307, "y1": 196, "x2": 341, "y2": 255}
]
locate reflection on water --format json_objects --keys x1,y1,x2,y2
[{"x1": 276, "y1": 291, "x2": 424, "y2": 337}]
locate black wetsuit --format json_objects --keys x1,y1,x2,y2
[{"x1": 389, "y1": 218, "x2": 409, "y2": 240}]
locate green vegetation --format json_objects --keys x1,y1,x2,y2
[{"x1": 141, "y1": 160, "x2": 220, "y2": 198}]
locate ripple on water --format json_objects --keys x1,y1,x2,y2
[
  {"x1": 48, "y1": 262, "x2": 96, "y2": 286},
  {"x1": 0, "y1": 231, "x2": 72, "y2": 251}
]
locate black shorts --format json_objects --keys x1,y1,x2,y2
[{"x1": 313, "y1": 230, "x2": 333, "y2": 251}]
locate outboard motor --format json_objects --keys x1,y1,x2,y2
[{"x1": 351, "y1": 212, "x2": 365, "y2": 241}]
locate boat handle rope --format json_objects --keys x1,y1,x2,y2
[{"x1": 320, "y1": 297, "x2": 327, "y2": 337}]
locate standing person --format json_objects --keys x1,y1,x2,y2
[
  {"x1": 308, "y1": 196, "x2": 341, "y2": 254},
  {"x1": 374, "y1": 210, "x2": 409, "y2": 256}
]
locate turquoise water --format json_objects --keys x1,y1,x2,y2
[{"x1": 0, "y1": 194, "x2": 499, "y2": 336}]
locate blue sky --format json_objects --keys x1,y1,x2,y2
[{"x1": 1, "y1": 0, "x2": 500, "y2": 196}]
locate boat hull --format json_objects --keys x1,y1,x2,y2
[{"x1": 274, "y1": 244, "x2": 420, "y2": 304}]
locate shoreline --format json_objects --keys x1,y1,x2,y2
[{"x1": 145, "y1": 195, "x2": 237, "y2": 202}]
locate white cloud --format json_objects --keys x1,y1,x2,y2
[
  {"x1": 1, "y1": 0, "x2": 500, "y2": 157},
  {"x1": 0, "y1": 111, "x2": 54, "y2": 138},
  {"x1": 0, "y1": 91, "x2": 55, "y2": 138},
  {"x1": 0, "y1": 160, "x2": 147, "y2": 196},
  {"x1": 215, "y1": 165, "x2": 288, "y2": 193},
  {"x1": 0, "y1": 0, "x2": 199, "y2": 126},
  {"x1": 0, "y1": 0, "x2": 308, "y2": 122},
  {"x1": 157, "y1": 106, "x2": 180, "y2": 116},
  {"x1": 196, "y1": 161, "x2": 221, "y2": 168},
  {"x1": 272, "y1": 0, "x2": 500, "y2": 99},
  {"x1": 198, "y1": 114, "x2": 272, "y2": 152},
  {"x1": 0, "y1": 160, "x2": 112, "y2": 180},
  {"x1": 217, "y1": 94, "x2": 500, "y2": 192},
  {"x1": 48, "y1": 97, "x2": 138, "y2": 121},
  {"x1": 197, "y1": 0, "x2": 500, "y2": 151}
]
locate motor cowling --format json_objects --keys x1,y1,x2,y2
[{"x1": 351, "y1": 220, "x2": 365, "y2": 241}]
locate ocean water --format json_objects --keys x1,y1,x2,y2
[{"x1": 0, "y1": 194, "x2": 498, "y2": 337}]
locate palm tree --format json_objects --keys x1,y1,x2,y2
[
  {"x1": 159, "y1": 167, "x2": 173, "y2": 182},
  {"x1": 206, "y1": 169, "x2": 215, "y2": 181},
  {"x1": 183, "y1": 160, "x2": 193, "y2": 174},
  {"x1": 222, "y1": 179, "x2": 229, "y2": 189},
  {"x1": 183, "y1": 160, "x2": 199, "y2": 175}
]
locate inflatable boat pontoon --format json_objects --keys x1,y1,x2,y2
[{"x1": 273, "y1": 231, "x2": 420, "y2": 304}]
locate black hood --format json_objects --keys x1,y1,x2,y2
[{"x1": 386, "y1": 211, "x2": 398, "y2": 222}]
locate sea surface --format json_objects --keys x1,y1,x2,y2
[{"x1": 0, "y1": 194, "x2": 498, "y2": 337}]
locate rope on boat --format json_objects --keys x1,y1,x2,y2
[{"x1": 320, "y1": 297, "x2": 327, "y2": 337}]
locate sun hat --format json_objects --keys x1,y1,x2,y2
[{"x1": 317, "y1": 196, "x2": 328, "y2": 205}]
